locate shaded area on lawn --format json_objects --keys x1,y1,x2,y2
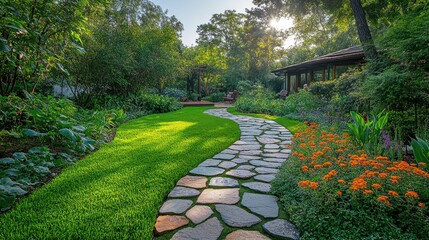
[{"x1": 0, "y1": 107, "x2": 240, "y2": 239}]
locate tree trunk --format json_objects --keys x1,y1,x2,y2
[{"x1": 349, "y1": 0, "x2": 377, "y2": 59}]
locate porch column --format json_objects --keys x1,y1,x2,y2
[
  {"x1": 296, "y1": 73, "x2": 301, "y2": 92},
  {"x1": 309, "y1": 70, "x2": 314, "y2": 85},
  {"x1": 333, "y1": 65, "x2": 337, "y2": 79},
  {"x1": 287, "y1": 73, "x2": 291, "y2": 93},
  {"x1": 322, "y1": 68, "x2": 326, "y2": 81}
]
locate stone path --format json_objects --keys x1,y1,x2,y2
[{"x1": 154, "y1": 109, "x2": 300, "y2": 240}]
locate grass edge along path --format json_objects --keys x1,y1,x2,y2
[
  {"x1": 0, "y1": 107, "x2": 240, "y2": 239},
  {"x1": 227, "y1": 107, "x2": 305, "y2": 134}
]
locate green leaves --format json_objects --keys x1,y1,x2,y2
[
  {"x1": 59, "y1": 128, "x2": 77, "y2": 142},
  {"x1": 23, "y1": 129, "x2": 48, "y2": 137},
  {"x1": 410, "y1": 137, "x2": 429, "y2": 165},
  {"x1": 347, "y1": 111, "x2": 389, "y2": 156}
]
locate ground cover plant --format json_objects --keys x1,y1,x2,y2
[
  {"x1": 273, "y1": 122, "x2": 429, "y2": 239},
  {"x1": 0, "y1": 107, "x2": 240, "y2": 239}
]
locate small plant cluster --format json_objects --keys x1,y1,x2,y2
[
  {"x1": 203, "y1": 92, "x2": 225, "y2": 102},
  {"x1": 273, "y1": 122, "x2": 429, "y2": 239}
]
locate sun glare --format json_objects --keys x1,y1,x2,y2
[{"x1": 269, "y1": 17, "x2": 294, "y2": 30}]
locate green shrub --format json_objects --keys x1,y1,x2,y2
[
  {"x1": 163, "y1": 88, "x2": 187, "y2": 101},
  {"x1": 308, "y1": 80, "x2": 336, "y2": 101},
  {"x1": 203, "y1": 92, "x2": 224, "y2": 102}
]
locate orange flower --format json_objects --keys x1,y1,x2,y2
[
  {"x1": 372, "y1": 183, "x2": 382, "y2": 189},
  {"x1": 379, "y1": 173, "x2": 388, "y2": 179},
  {"x1": 405, "y1": 191, "x2": 419, "y2": 198},
  {"x1": 314, "y1": 164, "x2": 322, "y2": 169},
  {"x1": 298, "y1": 180, "x2": 310, "y2": 188},
  {"x1": 363, "y1": 190, "x2": 373, "y2": 195},
  {"x1": 337, "y1": 179, "x2": 346, "y2": 184},
  {"x1": 339, "y1": 163, "x2": 347, "y2": 167},
  {"x1": 336, "y1": 149, "x2": 344, "y2": 153},
  {"x1": 419, "y1": 162, "x2": 427, "y2": 168},
  {"x1": 285, "y1": 144, "x2": 292, "y2": 149},
  {"x1": 309, "y1": 181, "x2": 319, "y2": 190},
  {"x1": 418, "y1": 202, "x2": 425, "y2": 208},
  {"x1": 350, "y1": 178, "x2": 367, "y2": 191},
  {"x1": 388, "y1": 191, "x2": 398, "y2": 196},
  {"x1": 390, "y1": 175, "x2": 401, "y2": 184},
  {"x1": 301, "y1": 165, "x2": 309, "y2": 172},
  {"x1": 337, "y1": 190, "x2": 342, "y2": 196},
  {"x1": 322, "y1": 170, "x2": 338, "y2": 180},
  {"x1": 323, "y1": 161, "x2": 333, "y2": 167},
  {"x1": 377, "y1": 195, "x2": 391, "y2": 206}
]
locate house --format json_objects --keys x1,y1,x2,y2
[{"x1": 272, "y1": 46, "x2": 365, "y2": 94}]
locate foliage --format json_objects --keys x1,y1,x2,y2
[
  {"x1": 203, "y1": 92, "x2": 225, "y2": 102},
  {"x1": 411, "y1": 137, "x2": 429, "y2": 165},
  {"x1": 0, "y1": 107, "x2": 240, "y2": 239},
  {"x1": 273, "y1": 122, "x2": 429, "y2": 239},
  {"x1": 0, "y1": 147, "x2": 77, "y2": 212},
  {"x1": 163, "y1": 88, "x2": 187, "y2": 101},
  {"x1": 0, "y1": 0, "x2": 106, "y2": 95},
  {"x1": 347, "y1": 111, "x2": 389, "y2": 157}
]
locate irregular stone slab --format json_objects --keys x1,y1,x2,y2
[
  {"x1": 242, "y1": 130, "x2": 263, "y2": 136},
  {"x1": 263, "y1": 158, "x2": 286, "y2": 163},
  {"x1": 265, "y1": 131, "x2": 281, "y2": 135},
  {"x1": 250, "y1": 160, "x2": 282, "y2": 169},
  {"x1": 280, "y1": 149, "x2": 292, "y2": 154},
  {"x1": 199, "y1": 159, "x2": 221, "y2": 167},
  {"x1": 186, "y1": 205, "x2": 213, "y2": 224},
  {"x1": 265, "y1": 144, "x2": 280, "y2": 149},
  {"x1": 168, "y1": 186, "x2": 200, "y2": 198},
  {"x1": 213, "y1": 153, "x2": 235, "y2": 160},
  {"x1": 237, "y1": 165, "x2": 255, "y2": 170},
  {"x1": 215, "y1": 204, "x2": 261, "y2": 227},
  {"x1": 264, "y1": 149, "x2": 280, "y2": 153},
  {"x1": 159, "y1": 200, "x2": 193, "y2": 214},
  {"x1": 221, "y1": 149, "x2": 239, "y2": 155},
  {"x1": 263, "y1": 219, "x2": 300, "y2": 240},
  {"x1": 280, "y1": 140, "x2": 293, "y2": 145},
  {"x1": 218, "y1": 161, "x2": 237, "y2": 169},
  {"x1": 254, "y1": 174, "x2": 276, "y2": 183},
  {"x1": 263, "y1": 153, "x2": 289, "y2": 158},
  {"x1": 257, "y1": 137, "x2": 280, "y2": 144},
  {"x1": 234, "y1": 140, "x2": 259, "y2": 145},
  {"x1": 197, "y1": 188, "x2": 240, "y2": 204},
  {"x1": 255, "y1": 167, "x2": 279, "y2": 174},
  {"x1": 226, "y1": 170, "x2": 256, "y2": 179},
  {"x1": 171, "y1": 217, "x2": 223, "y2": 240},
  {"x1": 229, "y1": 145, "x2": 261, "y2": 151},
  {"x1": 177, "y1": 175, "x2": 207, "y2": 189},
  {"x1": 209, "y1": 177, "x2": 239, "y2": 187},
  {"x1": 225, "y1": 230, "x2": 271, "y2": 240},
  {"x1": 190, "y1": 167, "x2": 225, "y2": 176},
  {"x1": 239, "y1": 155, "x2": 261, "y2": 160},
  {"x1": 232, "y1": 158, "x2": 249, "y2": 164},
  {"x1": 240, "y1": 150, "x2": 262, "y2": 156},
  {"x1": 242, "y1": 182, "x2": 272, "y2": 193},
  {"x1": 242, "y1": 193, "x2": 279, "y2": 218},
  {"x1": 155, "y1": 215, "x2": 189, "y2": 235}
]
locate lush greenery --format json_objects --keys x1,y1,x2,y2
[
  {"x1": 0, "y1": 107, "x2": 240, "y2": 239},
  {"x1": 273, "y1": 122, "x2": 429, "y2": 239},
  {"x1": 0, "y1": 92, "x2": 181, "y2": 212}
]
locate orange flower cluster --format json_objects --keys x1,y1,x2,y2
[
  {"x1": 291, "y1": 122, "x2": 429, "y2": 210},
  {"x1": 298, "y1": 180, "x2": 319, "y2": 190}
]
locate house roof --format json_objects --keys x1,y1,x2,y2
[{"x1": 272, "y1": 46, "x2": 365, "y2": 76}]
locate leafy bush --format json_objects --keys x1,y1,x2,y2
[
  {"x1": 273, "y1": 123, "x2": 429, "y2": 239},
  {"x1": 308, "y1": 80, "x2": 336, "y2": 101},
  {"x1": 411, "y1": 137, "x2": 429, "y2": 165},
  {"x1": 347, "y1": 111, "x2": 389, "y2": 157},
  {"x1": 203, "y1": 92, "x2": 225, "y2": 102},
  {"x1": 163, "y1": 88, "x2": 187, "y2": 101}
]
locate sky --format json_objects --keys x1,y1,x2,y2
[{"x1": 151, "y1": 0, "x2": 294, "y2": 47}]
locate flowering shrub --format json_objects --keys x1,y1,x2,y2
[{"x1": 273, "y1": 122, "x2": 429, "y2": 239}]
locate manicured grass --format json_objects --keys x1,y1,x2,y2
[
  {"x1": 0, "y1": 107, "x2": 240, "y2": 239},
  {"x1": 227, "y1": 107, "x2": 306, "y2": 134}
]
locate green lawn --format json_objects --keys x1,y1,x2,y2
[
  {"x1": 0, "y1": 107, "x2": 240, "y2": 239},
  {"x1": 227, "y1": 108, "x2": 305, "y2": 134}
]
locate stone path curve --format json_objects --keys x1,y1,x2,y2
[{"x1": 153, "y1": 108, "x2": 300, "y2": 240}]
